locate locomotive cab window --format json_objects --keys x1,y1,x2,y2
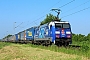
[
  {"x1": 55, "y1": 23, "x2": 70, "y2": 28},
  {"x1": 55, "y1": 23, "x2": 62, "y2": 28},
  {"x1": 63, "y1": 23, "x2": 70, "y2": 28}
]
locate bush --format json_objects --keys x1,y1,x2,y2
[{"x1": 80, "y1": 45, "x2": 89, "y2": 52}]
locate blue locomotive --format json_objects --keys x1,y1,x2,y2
[{"x1": 34, "y1": 21, "x2": 72, "y2": 46}]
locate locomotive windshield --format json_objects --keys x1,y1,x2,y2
[{"x1": 55, "y1": 23, "x2": 70, "y2": 28}]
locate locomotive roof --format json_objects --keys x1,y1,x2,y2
[
  {"x1": 54, "y1": 21, "x2": 69, "y2": 23},
  {"x1": 48, "y1": 21, "x2": 70, "y2": 28}
]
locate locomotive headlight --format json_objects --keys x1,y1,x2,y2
[
  {"x1": 56, "y1": 35, "x2": 60, "y2": 38},
  {"x1": 66, "y1": 31, "x2": 71, "y2": 34},
  {"x1": 67, "y1": 35, "x2": 71, "y2": 38},
  {"x1": 55, "y1": 31, "x2": 60, "y2": 34}
]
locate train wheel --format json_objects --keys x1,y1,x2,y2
[
  {"x1": 32, "y1": 41, "x2": 34, "y2": 44},
  {"x1": 64, "y1": 42, "x2": 69, "y2": 46}
]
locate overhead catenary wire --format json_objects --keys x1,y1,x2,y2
[
  {"x1": 23, "y1": 14, "x2": 46, "y2": 28},
  {"x1": 59, "y1": 0, "x2": 75, "y2": 8},
  {"x1": 42, "y1": 0, "x2": 61, "y2": 14},
  {"x1": 61, "y1": 0, "x2": 90, "y2": 15},
  {"x1": 15, "y1": 22, "x2": 23, "y2": 28},
  {"x1": 61, "y1": 7, "x2": 90, "y2": 19}
]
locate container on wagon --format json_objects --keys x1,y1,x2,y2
[{"x1": 26, "y1": 26, "x2": 37, "y2": 40}]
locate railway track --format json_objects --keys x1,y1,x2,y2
[
  {"x1": 1, "y1": 41, "x2": 82, "y2": 49},
  {"x1": 68, "y1": 44, "x2": 81, "y2": 48}
]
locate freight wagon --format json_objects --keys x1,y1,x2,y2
[
  {"x1": 26, "y1": 27, "x2": 37, "y2": 43},
  {"x1": 7, "y1": 35, "x2": 15, "y2": 42},
  {"x1": 14, "y1": 27, "x2": 37, "y2": 43}
]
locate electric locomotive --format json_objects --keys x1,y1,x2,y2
[
  {"x1": 49, "y1": 21, "x2": 72, "y2": 46},
  {"x1": 34, "y1": 20, "x2": 72, "y2": 46}
]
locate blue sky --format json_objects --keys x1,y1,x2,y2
[{"x1": 0, "y1": 0, "x2": 90, "y2": 39}]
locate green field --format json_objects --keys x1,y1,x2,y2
[{"x1": 0, "y1": 42, "x2": 89, "y2": 60}]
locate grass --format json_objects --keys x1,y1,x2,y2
[
  {"x1": 23, "y1": 43, "x2": 90, "y2": 59},
  {"x1": 0, "y1": 42, "x2": 11, "y2": 49},
  {"x1": 0, "y1": 42, "x2": 89, "y2": 60}
]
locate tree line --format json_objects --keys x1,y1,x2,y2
[{"x1": 72, "y1": 33, "x2": 90, "y2": 44}]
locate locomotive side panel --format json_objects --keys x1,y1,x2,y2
[{"x1": 34, "y1": 24, "x2": 52, "y2": 45}]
